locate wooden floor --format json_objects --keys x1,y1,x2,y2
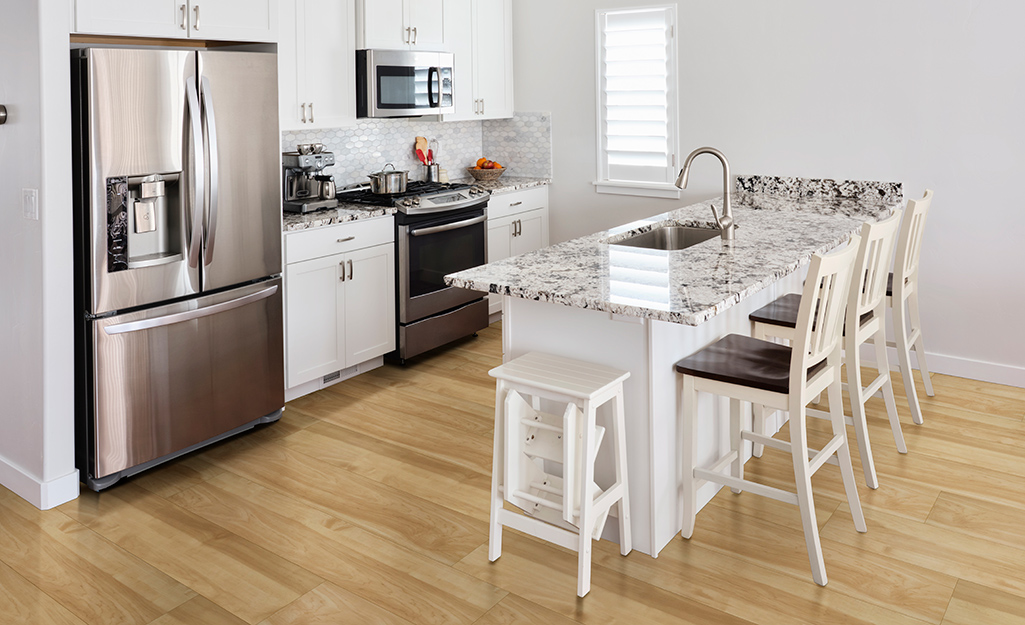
[{"x1": 3, "y1": 322, "x2": 1025, "y2": 624}]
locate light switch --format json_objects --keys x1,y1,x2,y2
[{"x1": 22, "y1": 188, "x2": 39, "y2": 221}]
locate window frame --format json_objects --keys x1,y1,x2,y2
[{"x1": 594, "y1": 4, "x2": 680, "y2": 199}]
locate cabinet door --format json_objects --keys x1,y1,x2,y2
[
  {"x1": 487, "y1": 217, "x2": 514, "y2": 316},
  {"x1": 74, "y1": 0, "x2": 187, "y2": 38},
  {"x1": 303, "y1": 0, "x2": 356, "y2": 129},
  {"x1": 343, "y1": 243, "x2": 397, "y2": 365},
  {"x1": 441, "y1": 0, "x2": 476, "y2": 121},
  {"x1": 359, "y1": 0, "x2": 408, "y2": 48},
  {"x1": 285, "y1": 254, "x2": 346, "y2": 388},
  {"x1": 408, "y1": 0, "x2": 445, "y2": 48},
  {"x1": 474, "y1": 0, "x2": 513, "y2": 119},
  {"x1": 510, "y1": 207, "x2": 549, "y2": 257},
  {"x1": 189, "y1": 0, "x2": 277, "y2": 42},
  {"x1": 278, "y1": 0, "x2": 302, "y2": 130}
]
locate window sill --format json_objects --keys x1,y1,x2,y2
[{"x1": 593, "y1": 181, "x2": 681, "y2": 200}]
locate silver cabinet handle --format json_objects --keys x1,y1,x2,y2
[
  {"x1": 336, "y1": 236, "x2": 355, "y2": 243},
  {"x1": 405, "y1": 26, "x2": 411, "y2": 44},
  {"x1": 105, "y1": 285, "x2": 278, "y2": 334},
  {"x1": 0, "y1": 105, "x2": 7, "y2": 125},
  {"x1": 412, "y1": 26, "x2": 417, "y2": 45},
  {"x1": 200, "y1": 75, "x2": 220, "y2": 266},
  {"x1": 301, "y1": 103, "x2": 307, "y2": 123},
  {"x1": 348, "y1": 259, "x2": 353, "y2": 280},
  {"x1": 510, "y1": 201, "x2": 522, "y2": 207},
  {"x1": 180, "y1": 4, "x2": 187, "y2": 29},
  {"x1": 481, "y1": 98, "x2": 485, "y2": 116},
  {"x1": 193, "y1": 4, "x2": 200, "y2": 30},
  {"x1": 409, "y1": 214, "x2": 487, "y2": 237},
  {"x1": 339, "y1": 260, "x2": 346, "y2": 281},
  {"x1": 309, "y1": 102, "x2": 314, "y2": 124}
]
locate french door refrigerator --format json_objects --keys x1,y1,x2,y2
[{"x1": 72, "y1": 48, "x2": 284, "y2": 490}]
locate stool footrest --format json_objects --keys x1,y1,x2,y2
[
  {"x1": 694, "y1": 467, "x2": 799, "y2": 506},
  {"x1": 742, "y1": 430, "x2": 791, "y2": 454},
  {"x1": 807, "y1": 407, "x2": 854, "y2": 427},
  {"x1": 862, "y1": 373, "x2": 888, "y2": 398},
  {"x1": 808, "y1": 434, "x2": 845, "y2": 475},
  {"x1": 497, "y1": 508, "x2": 582, "y2": 553}
]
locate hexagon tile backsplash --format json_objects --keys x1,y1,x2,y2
[{"x1": 281, "y1": 112, "x2": 552, "y2": 187}]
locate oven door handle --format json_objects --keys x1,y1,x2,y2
[{"x1": 409, "y1": 214, "x2": 487, "y2": 237}]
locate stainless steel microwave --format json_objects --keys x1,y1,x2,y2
[{"x1": 356, "y1": 49, "x2": 454, "y2": 118}]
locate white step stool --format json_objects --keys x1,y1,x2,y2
[{"x1": 487, "y1": 352, "x2": 632, "y2": 597}]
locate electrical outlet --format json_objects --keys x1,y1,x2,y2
[{"x1": 22, "y1": 188, "x2": 39, "y2": 221}]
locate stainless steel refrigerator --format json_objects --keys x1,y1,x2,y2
[{"x1": 72, "y1": 48, "x2": 284, "y2": 491}]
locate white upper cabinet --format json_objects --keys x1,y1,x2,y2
[
  {"x1": 356, "y1": 0, "x2": 444, "y2": 49},
  {"x1": 279, "y1": 0, "x2": 357, "y2": 131},
  {"x1": 443, "y1": 0, "x2": 513, "y2": 120},
  {"x1": 73, "y1": 0, "x2": 277, "y2": 42}
]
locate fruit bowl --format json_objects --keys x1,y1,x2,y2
[{"x1": 466, "y1": 166, "x2": 506, "y2": 182}]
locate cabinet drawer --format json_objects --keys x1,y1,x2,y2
[
  {"x1": 285, "y1": 215, "x2": 394, "y2": 264},
  {"x1": 487, "y1": 186, "x2": 548, "y2": 221}
]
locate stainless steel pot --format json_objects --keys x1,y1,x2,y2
[{"x1": 367, "y1": 163, "x2": 407, "y2": 194}]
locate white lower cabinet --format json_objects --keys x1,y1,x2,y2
[
  {"x1": 486, "y1": 186, "x2": 549, "y2": 315},
  {"x1": 284, "y1": 217, "x2": 395, "y2": 397}
]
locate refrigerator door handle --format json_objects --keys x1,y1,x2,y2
[
  {"x1": 185, "y1": 75, "x2": 205, "y2": 269},
  {"x1": 104, "y1": 285, "x2": 279, "y2": 335},
  {"x1": 200, "y1": 75, "x2": 220, "y2": 266}
]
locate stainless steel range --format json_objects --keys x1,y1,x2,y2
[{"x1": 344, "y1": 181, "x2": 491, "y2": 362}]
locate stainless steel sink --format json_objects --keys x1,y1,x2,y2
[{"x1": 612, "y1": 226, "x2": 720, "y2": 251}]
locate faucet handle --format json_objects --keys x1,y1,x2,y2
[{"x1": 709, "y1": 204, "x2": 724, "y2": 229}]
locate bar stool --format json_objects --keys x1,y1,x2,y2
[
  {"x1": 749, "y1": 210, "x2": 906, "y2": 489},
  {"x1": 888, "y1": 190, "x2": 935, "y2": 425},
  {"x1": 676, "y1": 238, "x2": 866, "y2": 586},
  {"x1": 488, "y1": 352, "x2": 632, "y2": 597}
]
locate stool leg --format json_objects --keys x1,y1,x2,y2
[
  {"x1": 679, "y1": 374, "x2": 698, "y2": 540},
  {"x1": 845, "y1": 330, "x2": 879, "y2": 489},
  {"x1": 827, "y1": 365, "x2": 868, "y2": 535},
  {"x1": 751, "y1": 403, "x2": 766, "y2": 458},
  {"x1": 576, "y1": 400, "x2": 597, "y2": 597},
  {"x1": 730, "y1": 398, "x2": 743, "y2": 494},
  {"x1": 489, "y1": 381, "x2": 507, "y2": 562},
  {"x1": 613, "y1": 388, "x2": 632, "y2": 556},
  {"x1": 788, "y1": 403, "x2": 827, "y2": 586},
  {"x1": 894, "y1": 298, "x2": 924, "y2": 425},
  {"x1": 872, "y1": 323, "x2": 907, "y2": 453},
  {"x1": 908, "y1": 291, "x2": 935, "y2": 397}
]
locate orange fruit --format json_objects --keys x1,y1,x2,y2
[
  {"x1": 476, "y1": 158, "x2": 487, "y2": 167},
  {"x1": 492, "y1": 161, "x2": 502, "y2": 169}
]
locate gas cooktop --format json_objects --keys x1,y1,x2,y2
[{"x1": 340, "y1": 181, "x2": 489, "y2": 215}]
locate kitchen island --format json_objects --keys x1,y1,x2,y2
[{"x1": 445, "y1": 175, "x2": 903, "y2": 557}]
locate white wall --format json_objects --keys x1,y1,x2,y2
[
  {"x1": 0, "y1": 0, "x2": 79, "y2": 508},
  {"x1": 512, "y1": 0, "x2": 1025, "y2": 386}
]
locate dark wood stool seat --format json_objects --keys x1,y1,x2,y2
[
  {"x1": 749, "y1": 294, "x2": 874, "y2": 332},
  {"x1": 674, "y1": 334, "x2": 826, "y2": 395}
]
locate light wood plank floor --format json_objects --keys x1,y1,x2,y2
[{"x1": 3, "y1": 322, "x2": 1025, "y2": 624}]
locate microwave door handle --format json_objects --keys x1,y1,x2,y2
[
  {"x1": 185, "y1": 76, "x2": 205, "y2": 269},
  {"x1": 428, "y1": 66, "x2": 439, "y2": 108},
  {"x1": 200, "y1": 75, "x2": 219, "y2": 266},
  {"x1": 409, "y1": 214, "x2": 486, "y2": 237}
]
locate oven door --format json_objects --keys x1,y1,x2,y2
[
  {"x1": 398, "y1": 205, "x2": 487, "y2": 324},
  {"x1": 358, "y1": 49, "x2": 454, "y2": 117}
]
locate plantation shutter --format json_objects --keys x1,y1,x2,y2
[{"x1": 598, "y1": 7, "x2": 675, "y2": 186}]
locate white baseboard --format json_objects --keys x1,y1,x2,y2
[
  {"x1": 0, "y1": 456, "x2": 79, "y2": 510},
  {"x1": 859, "y1": 345, "x2": 1025, "y2": 389}
]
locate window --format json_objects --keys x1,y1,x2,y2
[{"x1": 595, "y1": 5, "x2": 679, "y2": 199}]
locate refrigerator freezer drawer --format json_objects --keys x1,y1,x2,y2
[{"x1": 90, "y1": 279, "x2": 284, "y2": 480}]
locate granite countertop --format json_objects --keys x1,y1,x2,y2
[
  {"x1": 282, "y1": 205, "x2": 395, "y2": 232},
  {"x1": 283, "y1": 176, "x2": 548, "y2": 232},
  {"x1": 445, "y1": 176, "x2": 903, "y2": 326}
]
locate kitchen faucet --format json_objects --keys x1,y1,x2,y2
[{"x1": 675, "y1": 147, "x2": 737, "y2": 242}]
